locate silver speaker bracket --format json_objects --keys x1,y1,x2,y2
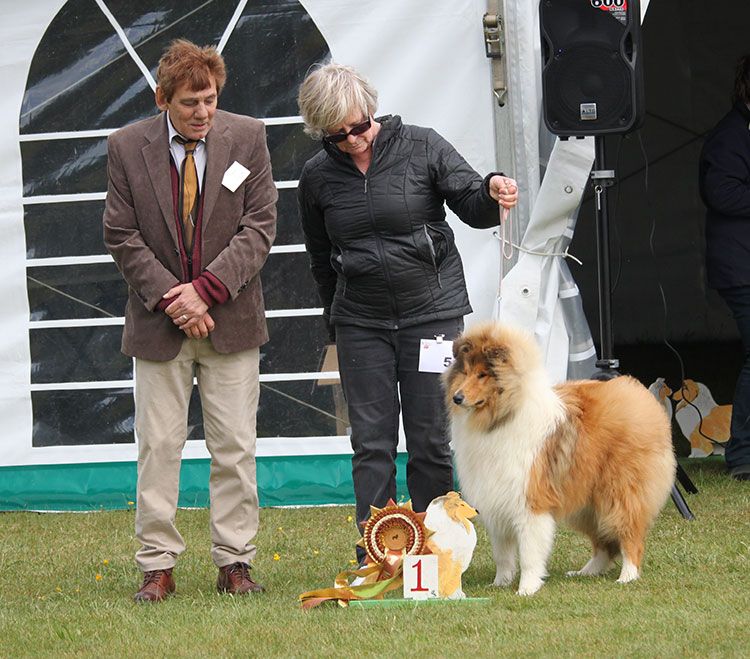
[{"x1": 590, "y1": 169, "x2": 615, "y2": 187}]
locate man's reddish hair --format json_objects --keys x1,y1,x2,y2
[{"x1": 156, "y1": 39, "x2": 227, "y2": 101}]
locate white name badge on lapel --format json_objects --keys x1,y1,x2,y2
[
  {"x1": 403, "y1": 554, "x2": 439, "y2": 600},
  {"x1": 418, "y1": 334, "x2": 454, "y2": 373},
  {"x1": 222, "y1": 161, "x2": 251, "y2": 192}
]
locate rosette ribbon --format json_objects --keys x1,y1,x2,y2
[
  {"x1": 299, "y1": 499, "x2": 432, "y2": 610},
  {"x1": 298, "y1": 554, "x2": 404, "y2": 610}
]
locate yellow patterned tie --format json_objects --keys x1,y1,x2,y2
[{"x1": 179, "y1": 139, "x2": 199, "y2": 250}]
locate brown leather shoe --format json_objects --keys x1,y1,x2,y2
[
  {"x1": 133, "y1": 568, "x2": 175, "y2": 603},
  {"x1": 217, "y1": 562, "x2": 265, "y2": 594}
]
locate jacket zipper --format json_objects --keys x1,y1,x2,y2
[{"x1": 363, "y1": 153, "x2": 400, "y2": 327}]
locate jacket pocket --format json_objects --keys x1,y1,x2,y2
[
  {"x1": 417, "y1": 223, "x2": 454, "y2": 273},
  {"x1": 331, "y1": 250, "x2": 344, "y2": 274},
  {"x1": 330, "y1": 246, "x2": 381, "y2": 278},
  {"x1": 420, "y1": 225, "x2": 454, "y2": 289},
  {"x1": 425, "y1": 223, "x2": 453, "y2": 265}
]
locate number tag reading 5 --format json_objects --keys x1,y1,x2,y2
[{"x1": 418, "y1": 338, "x2": 454, "y2": 373}]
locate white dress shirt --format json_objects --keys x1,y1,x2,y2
[{"x1": 166, "y1": 112, "x2": 207, "y2": 192}]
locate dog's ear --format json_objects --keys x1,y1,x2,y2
[
  {"x1": 482, "y1": 344, "x2": 509, "y2": 363},
  {"x1": 453, "y1": 338, "x2": 472, "y2": 358}
]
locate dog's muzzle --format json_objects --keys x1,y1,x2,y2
[{"x1": 452, "y1": 391, "x2": 465, "y2": 405}]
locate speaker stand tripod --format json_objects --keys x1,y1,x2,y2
[{"x1": 589, "y1": 135, "x2": 697, "y2": 520}]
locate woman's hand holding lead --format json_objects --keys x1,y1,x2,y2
[{"x1": 489, "y1": 175, "x2": 519, "y2": 210}]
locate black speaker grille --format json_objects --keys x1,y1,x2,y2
[
  {"x1": 540, "y1": 0, "x2": 644, "y2": 136},
  {"x1": 545, "y1": 44, "x2": 633, "y2": 132}
]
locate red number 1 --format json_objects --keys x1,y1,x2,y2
[{"x1": 412, "y1": 559, "x2": 428, "y2": 592}]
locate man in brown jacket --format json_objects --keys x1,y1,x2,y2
[{"x1": 103, "y1": 39, "x2": 277, "y2": 602}]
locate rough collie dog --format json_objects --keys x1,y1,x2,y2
[{"x1": 444, "y1": 323, "x2": 676, "y2": 596}]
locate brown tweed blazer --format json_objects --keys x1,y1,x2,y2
[{"x1": 103, "y1": 110, "x2": 277, "y2": 361}]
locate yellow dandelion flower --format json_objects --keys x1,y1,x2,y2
[
  {"x1": 127, "y1": 501, "x2": 135, "y2": 506},
  {"x1": 102, "y1": 559, "x2": 109, "y2": 566},
  {"x1": 273, "y1": 553, "x2": 281, "y2": 561},
  {"x1": 75, "y1": 587, "x2": 80, "y2": 593},
  {"x1": 346, "y1": 515, "x2": 353, "y2": 523},
  {"x1": 313, "y1": 549, "x2": 320, "y2": 555},
  {"x1": 277, "y1": 526, "x2": 283, "y2": 532},
  {"x1": 349, "y1": 559, "x2": 358, "y2": 565},
  {"x1": 55, "y1": 586, "x2": 62, "y2": 593},
  {"x1": 95, "y1": 574, "x2": 102, "y2": 581}
]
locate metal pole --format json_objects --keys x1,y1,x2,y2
[
  {"x1": 590, "y1": 136, "x2": 694, "y2": 519},
  {"x1": 592, "y1": 135, "x2": 618, "y2": 374}
]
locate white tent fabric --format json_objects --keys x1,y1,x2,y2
[
  {"x1": 498, "y1": 137, "x2": 596, "y2": 381},
  {"x1": 0, "y1": 0, "x2": 656, "y2": 510},
  {"x1": 0, "y1": 0, "x2": 500, "y2": 468}
]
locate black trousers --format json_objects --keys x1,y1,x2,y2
[
  {"x1": 718, "y1": 286, "x2": 750, "y2": 470},
  {"x1": 336, "y1": 317, "x2": 463, "y2": 545}
]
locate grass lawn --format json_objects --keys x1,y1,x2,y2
[{"x1": 0, "y1": 458, "x2": 748, "y2": 658}]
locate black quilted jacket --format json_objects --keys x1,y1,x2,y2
[{"x1": 297, "y1": 115, "x2": 501, "y2": 330}]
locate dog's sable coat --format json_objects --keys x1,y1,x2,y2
[{"x1": 444, "y1": 323, "x2": 676, "y2": 596}]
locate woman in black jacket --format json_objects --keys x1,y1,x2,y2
[
  {"x1": 699, "y1": 54, "x2": 750, "y2": 481},
  {"x1": 297, "y1": 63, "x2": 519, "y2": 541}
]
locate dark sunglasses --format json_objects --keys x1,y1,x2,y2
[{"x1": 323, "y1": 117, "x2": 371, "y2": 144}]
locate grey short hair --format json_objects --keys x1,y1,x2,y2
[{"x1": 297, "y1": 62, "x2": 378, "y2": 140}]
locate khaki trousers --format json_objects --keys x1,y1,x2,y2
[{"x1": 134, "y1": 338, "x2": 260, "y2": 572}]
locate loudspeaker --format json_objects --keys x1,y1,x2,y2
[{"x1": 540, "y1": 0, "x2": 645, "y2": 137}]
